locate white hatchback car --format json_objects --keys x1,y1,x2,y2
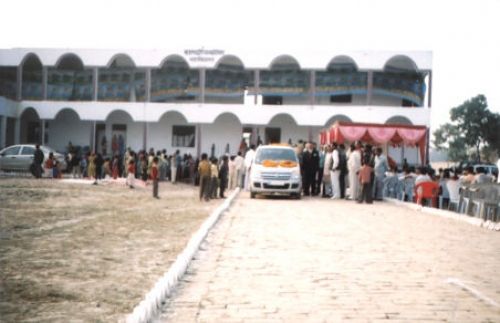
[
  {"x1": 249, "y1": 145, "x2": 302, "y2": 199},
  {"x1": 0, "y1": 144, "x2": 66, "y2": 172}
]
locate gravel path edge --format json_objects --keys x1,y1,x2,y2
[{"x1": 123, "y1": 188, "x2": 241, "y2": 323}]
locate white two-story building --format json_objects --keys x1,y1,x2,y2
[{"x1": 0, "y1": 48, "x2": 432, "y2": 164}]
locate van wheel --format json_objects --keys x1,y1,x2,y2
[
  {"x1": 250, "y1": 192, "x2": 256, "y2": 199},
  {"x1": 291, "y1": 193, "x2": 301, "y2": 200}
]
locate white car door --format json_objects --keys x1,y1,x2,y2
[
  {"x1": 0, "y1": 146, "x2": 22, "y2": 171},
  {"x1": 19, "y1": 146, "x2": 36, "y2": 171}
]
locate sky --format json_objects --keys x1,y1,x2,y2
[{"x1": 1, "y1": 0, "x2": 499, "y2": 134}]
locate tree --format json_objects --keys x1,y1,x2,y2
[
  {"x1": 433, "y1": 123, "x2": 468, "y2": 162},
  {"x1": 433, "y1": 94, "x2": 499, "y2": 163}
]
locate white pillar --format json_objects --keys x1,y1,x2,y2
[
  {"x1": 0, "y1": 116, "x2": 6, "y2": 148},
  {"x1": 92, "y1": 67, "x2": 99, "y2": 101},
  {"x1": 366, "y1": 70, "x2": 373, "y2": 105},
  {"x1": 196, "y1": 124, "x2": 201, "y2": 158},
  {"x1": 143, "y1": 122, "x2": 148, "y2": 151},
  {"x1": 199, "y1": 68, "x2": 206, "y2": 104},
  {"x1": 40, "y1": 120, "x2": 45, "y2": 145},
  {"x1": 427, "y1": 71, "x2": 432, "y2": 108},
  {"x1": 91, "y1": 121, "x2": 96, "y2": 153},
  {"x1": 16, "y1": 66, "x2": 23, "y2": 101},
  {"x1": 145, "y1": 68, "x2": 151, "y2": 103},
  {"x1": 42, "y1": 66, "x2": 48, "y2": 100},
  {"x1": 254, "y1": 70, "x2": 260, "y2": 105},
  {"x1": 14, "y1": 118, "x2": 20, "y2": 144},
  {"x1": 309, "y1": 70, "x2": 316, "y2": 106}
]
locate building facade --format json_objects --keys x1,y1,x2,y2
[{"x1": 0, "y1": 48, "x2": 432, "y2": 164}]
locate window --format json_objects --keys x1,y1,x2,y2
[
  {"x1": 255, "y1": 148, "x2": 297, "y2": 164},
  {"x1": 2, "y1": 146, "x2": 20, "y2": 156},
  {"x1": 172, "y1": 126, "x2": 195, "y2": 147},
  {"x1": 265, "y1": 127, "x2": 281, "y2": 144},
  {"x1": 263, "y1": 96, "x2": 283, "y2": 105},
  {"x1": 402, "y1": 99, "x2": 417, "y2": 107},
  {"x1": 330, "y1": 94, "x2": 352, "y2": 103},
  {"x1": 21, "y1": 146, "x2": 35, "y2": 155}
]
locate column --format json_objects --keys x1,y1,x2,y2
[
  {"x1": 366, "y1": 70, "x2": 373, "y2": 105},
  {"x1": 0, "y1": 116, "x2": 6, "y2": 148},
  {"x1": 92, "y1": 67, "x2": 99, "y2": 101},
  {"x1": 14, "y1": 118, "x2": 20, "y2": 144},
  {"x1": 308, "y1": 126, "x2": 313, "y2": 142},
  {"x1": 91, "y1": 121, "x2": 96, "y2": 152},
  {"x1": 199, "y1": 68, "x2": 206, "y2": 104},
  {"x1": 251, "y1": 126, "x2": 257, "y2": 146},
  {"x1": 145, "y1": 68, "x2": 151, "y2": 103},
  {"x1": 42, "y1": 66, "x2": 48, "y2": 100},
  {"x1": 143, "y1": 122, "x2": 148, "y2": 151},
  {"x1": 427, "y1": 71, "x2": 432, "y2": 108},
  {"x1": 16, "y1": 65, "x2": 23, "y2": 101},
  {"x1": 309, "y1": 70, "x2": 316, "y2": 105},
  {"x1": 196, "y1": 124, "x2": 201, "y2": 157},
  {"x1": 40, "y1": 120, "x2": 45, "y2": 145},
  {"x1": 254, "y1": 70, "x2": 260, "y2": 105}
]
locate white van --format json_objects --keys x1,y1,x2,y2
[{"x1": 249, "y1": 145, "x2": 302, "y2": 199}]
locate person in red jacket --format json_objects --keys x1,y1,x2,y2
[{"x1": 151, "y1": 157, "x2": 159, "y2": 199}]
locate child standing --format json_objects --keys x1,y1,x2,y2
[
  {"x1": 151, "y1": 157, "x2": 159, "y2": 199},
  {"x1": 126, "y1": 160, "x2": 135, "y2": 189},
  {"x1": 358, "y1": 156, "x2": 373, "y2": 204}
]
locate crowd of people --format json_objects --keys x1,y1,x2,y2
[
  {"x1": 289, "y1": 140, "x2": 499, "y2": 205},
  {"x1": 31, "y1": 140, "x2": 499, "y2": 204}
]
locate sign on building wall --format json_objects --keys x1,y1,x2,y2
[{"x1": 184, "y1": 48, "x2": 225, "y2": 67}]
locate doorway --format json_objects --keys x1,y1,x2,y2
[{"x1": 265, "y1": 127, "x2": 281, "y2": 144}]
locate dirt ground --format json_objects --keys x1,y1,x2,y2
[{"x1": 0, "y1": 178, "x2": 220, "y2": 322}]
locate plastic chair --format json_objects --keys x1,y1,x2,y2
[
  {"x1": 446, "y1": 180, "x2": 461, "y2": 211},
  {"x1": 414, "y1": 181, "x2": 440, "y2": 207},
  {"x1": 403, "y1": 177, "x2": 415, "y2": 202}
]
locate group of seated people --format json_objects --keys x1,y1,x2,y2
[{"x1": 383, "y1": 165, "x2": 498, "y2": 210}]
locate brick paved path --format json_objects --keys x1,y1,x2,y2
[{"x1": 154, "y1": 194, "x2": 500, "y2": 322}]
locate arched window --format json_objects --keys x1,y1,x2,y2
[
  {"x1": 99, "y1": 54, "x2": 144, "y2": 102},
  {"x1": 21, "y1": 54, "x2": 43, "y2": 100},
  {"x1": 0, "y1": 66, "x2": 17, "y2": 100},
  {"x1": 48, "y1": 54, "x2": 92, "y2": 101},
  {"x1": 151, "y1": 55, "x2": 199, "y2": 103},
  {"x1": 316, "y1": 56, "x2": 366, "y2": 104},
  {"x1": 205, "y1": 55, "x2": 251, "y2": 104},
  {"x1": 373, "y1": 55, "x2": 426, "y2": 107},
  {"x1": 260, "y1": 55, "x2": 308, "y2": 105}
]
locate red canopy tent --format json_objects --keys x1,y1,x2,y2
[{"x1": 319, "y1": 122, "x2": 428, "y2": 164}]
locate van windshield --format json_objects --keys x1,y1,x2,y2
[{"x1": 254, "y1": 148, "x2": 297, "y2": 164}]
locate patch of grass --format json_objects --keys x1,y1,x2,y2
[{"x1": 0, "y1": 178, "x2": 217, "y2": 322}]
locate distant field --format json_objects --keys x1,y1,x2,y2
[{"x1": 0, "y1": 178, "x2": 217, "y2": 322}]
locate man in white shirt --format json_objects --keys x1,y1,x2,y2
[
  {"x1": 347, "y1": 142, "x2": 362, "y2": 200},
  {"x1": 373, "y1": 147, "x2": 389, "y2": 200},
  {"x1": 233, "y1": 151, "x2": 245, "y2": 188},
  {"x1": 415, "y1": 167, "x2": 431, "y2": 185},
  {"x1": 243, "y1": 144, "x2": 256, "y2": 190},
  {"x1": 322, "y1": 145, "x2": 333, "y2": 197},
  {"x1": 330, "y1": 143, "x2": 341, "y2": 199}
]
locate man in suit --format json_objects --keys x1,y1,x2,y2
[{"x1": 302, "y1": 142, "x2": 319, "y2": 196}]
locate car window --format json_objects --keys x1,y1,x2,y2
[
  {"x1": 21, "y1": 146, "x2": 36, "y2": 155},
  {"x1": 2, "y1": 146, "x2": 21, "y2": 156},
  {"x1": 255, "y1": 148, "x2": 297, "y2": 164}
]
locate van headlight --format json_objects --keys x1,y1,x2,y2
[
  {"x1": 291, "y1": 169, "x2": 301, "y2": 180},
  {"x1": 251, "y1": 169, "x2": 262, "y2": 180}
]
